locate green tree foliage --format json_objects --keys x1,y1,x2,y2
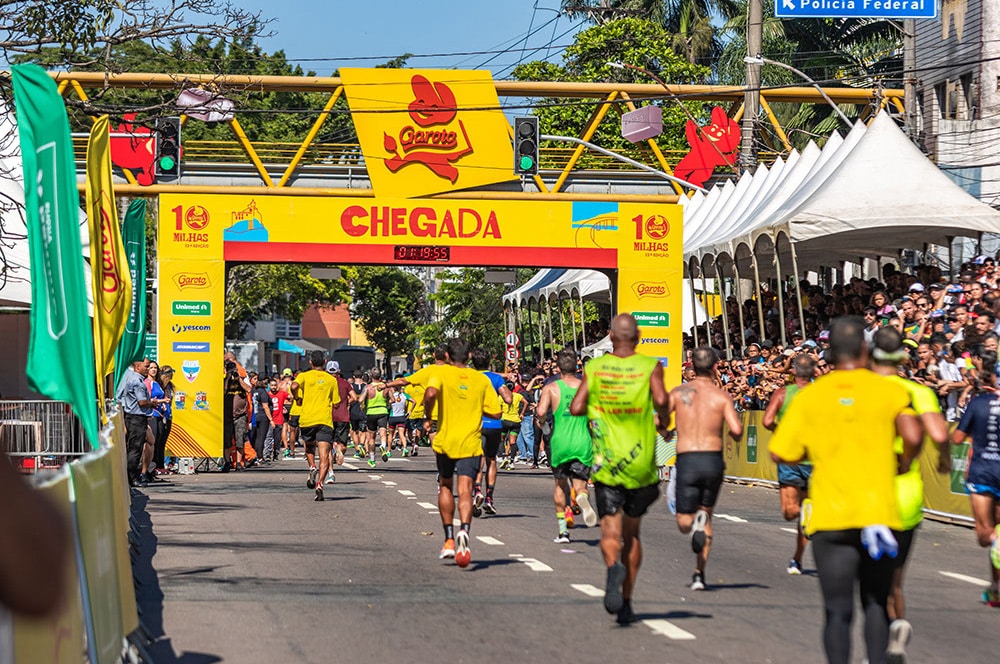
[
  {"x1": 419, "y1": 268, "x2": 511, "y2": 365},
  {"x1": 224, "y1": 265, "x2": 354, "y2": 339},
  {"x1": 512, "y1": 17, "x2": 711, "y2": 159},
  {"x1": 350, "y1": 267, "x2": 426, "y2": 359}
]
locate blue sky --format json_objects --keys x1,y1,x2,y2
[{"x1": 236, "y1": 0, "x2": 585, "y2": 77}]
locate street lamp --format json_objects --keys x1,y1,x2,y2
[
  {"x1": 742, "y1": 55, "x2": 852, "y2": 126},
  {"x1": 606, "y1": 61, "x2": 740, "y2": 176}
]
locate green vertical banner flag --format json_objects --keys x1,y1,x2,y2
[
  {"x1": 113, "y1": 199, "x2": 148, "y2": 388},
  {"x1": 11, "y1": 64, "x2": 99, "y2": 449}
]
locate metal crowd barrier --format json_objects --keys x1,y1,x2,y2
[{"x1": 0, "y1": 400, "x2": 89, "y2": 472}]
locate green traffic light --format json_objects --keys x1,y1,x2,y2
[
  {"x1": 519, "y1": 155, "x2": 535, "y2": 171},
  {"x1": 159, "y1": 155, "x2": 176, "y2": 171}
]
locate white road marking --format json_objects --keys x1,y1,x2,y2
[
  {"x1": 382, "y1": 481, "x2": 398, "y2": 486},
  {"x1": 508, "y1": 553, "x2": 523, "y2": 558},
  {"x1": 398, "y1": 490, "x2": 416, "y2": 497},
  {"x1": 780, "y1": 527, "x2": 799, "y2": 534},
  {"x1": 715, "y1": 514, "x2": 748, "y2": 523},
  {"x1": 417, "y1": 502, "x2": 437, "y2": 510},
  {"x1": 940, "y1": 571, "x2": 989, "y2": 586},
  {"x1": 516, "y1": 558, "x2": 552, "y2": 572},
  {"x1": 643, "y1": 619, "x2": 696, "y2": 640},
  {"x1": 341, "y1": 462, "x2": 359, "y2": 471},
  {"x1": 570, "y1": 583, "x2": 604, "y2": 597},
  {"x1": 368, "y1": 475, "x2": 381, "y2": 480},
  {"x1": 476, "y1": 536, "x2": 504, "y2": 546}
]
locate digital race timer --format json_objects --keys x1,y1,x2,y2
[{"x1": 393, "y1": 245, "x2": 451, "y2": 262}]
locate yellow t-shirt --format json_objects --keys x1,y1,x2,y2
[
  {"x1": 405, "y1": 384, "x2": 425, "y2": 419},
  {"x1": 502, "y1": 391, "x2": 524, "y2": 423},
  {"x1": 428, "y1": 364, "x2": 501, "y2": 459},
  {"x1": 295, "y1": 369, "x2": 339, "y2": 428},
  {"x1": 886, "y1": 375, "x2": 940, "y2": 530},
  {"x1": 770, "y1": 368, "x2": 910, "y2": 534},
  {"x1": 407, "y1": 363, "x2": 445, "y2": 420}
]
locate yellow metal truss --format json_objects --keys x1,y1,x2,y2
[{"x1": 54, "y1": 71, "x2": 904, "y2": 201}]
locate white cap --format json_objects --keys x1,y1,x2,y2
[
  {"x1": 325, "y1": 360, "x2": 340, "y2": 372},
  {"x1": 909, "y1": 282, "x2": 924, "y2": 292}
]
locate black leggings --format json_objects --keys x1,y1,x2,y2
[
  {"x1": 811, "y1": 529, "x2": 895, "y2": 664},
  {"x1": 150, "y1": 416, "x2": 171, "y2": 470},
  {"x1": 252, "y1": 422, "x2": 268, "y2": 459}
]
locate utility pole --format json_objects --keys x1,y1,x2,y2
[
  {"x1": 903, "y1": 19, "x2": 917, "y2": 140},
  {"x1": 740, "y1": 0, "x2": 763, "y2": 172}
]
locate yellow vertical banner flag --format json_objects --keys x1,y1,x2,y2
[{"x1": 86, "y1": 116, "x2": 132, "y2": 407}]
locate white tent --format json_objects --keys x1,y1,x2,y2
[
  {"x1": 685, "y1": 111, "x2": 1000, "y2": 276},
  {"x1": 0, "y1": 101, "x2": 92, "y2": 308}
]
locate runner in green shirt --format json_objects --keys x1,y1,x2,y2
[
  {"x1": 570, "y1": 314, "x2": 670, "y2": 625},
  {"x1": 537, "y1": 348, "x2": 597, "y2": 544}
]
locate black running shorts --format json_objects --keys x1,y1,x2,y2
[
  {"x1": 436, "y1": 453, "x2": 480, "y2": 480},
  {"x1": 288, "y1": 415, "x2": 300, "y2": 428},
  {"x1": 299, "y1": 424, "x2": 333, "y2": 443},
  {"x1": 481, "y1": 428, "x2": 503, "y2": 458},
  {"x1": 388, "y1": 415, "x2": 408, "y2": 428},
  {"x1": 366, "y1": 413, "x2": 388, "y2": 431},
  {"x1": 593, "y1": 482, "x2": 660, "y2": 519},
  {"x1": 674, "y1": 451, "x2": 725, "y2": 515},
  {"x1": 552, "y1": 460, "x2": 591, "y2": 481},
  {"x1": 501, "y1": 420, "x2": 520, "y2": 434},
  {"x1": 350, "y1": 417, "x2": 367, "y2": 432},
  {"x1": 333, "y1": 422, "x2": 351, "y2": 445}
]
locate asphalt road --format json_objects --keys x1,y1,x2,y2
[{"x1": 132, "y1": 451, "x2": 998, "y2": 664}]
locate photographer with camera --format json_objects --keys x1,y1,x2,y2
[{"x1": 223, "y1": 350, "x2": 251, "y2": 471}]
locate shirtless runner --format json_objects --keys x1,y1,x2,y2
[{"x1": 668, "y1": 346, "x2": 743, "y2": 590}]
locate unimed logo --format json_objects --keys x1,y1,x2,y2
[{"x1": 172, "y1": 300, "x2": 211, "y2": 316}]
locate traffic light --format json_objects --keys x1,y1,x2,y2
[
  {"x1": 155, "y1": 117, "x2": 181, "y2": 180},
  {"x1": 513, "y1": 116, "x2": 539, "y2": 176}
]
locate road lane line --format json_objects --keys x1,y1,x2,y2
[
  {"x1": 715, "y1": 514, "x2": 748, "y2": 523},
  {"x1": 417, "y1": 502, "x2": 437, "y2": 510},
  {"x1": 476, "y1": 536, "x2": 504, "y2": 546},
  {"x1": 940, "y1": 571, "x2": 989, "y2": 586},
  {"x1": 780, "y1": 527, "x2": 798, "y2": 534},
  {"x1": 643, "y1": 619, "x2": 696, "y2": 640},
  {"x1": 570, "y1": 583, "x2": 604, "y2": 597},
  {"x1": 368, "y1": 475, "x2": 382, "y2": 480},
  {"x1": 398, "y1": 490, "x2": 416, "y2": 497},
  {"x1": 516, "y1": 558, "x2": 552, "y2": 572},
  {"x1": 382, "y1": 481, "x2": 398, "y2": 486},
  {"x1": 508, "y1": 554, "x2": 523, "y2": 558},
  {"x1": 341, "y1": 462, "x2": 359, "y2": 471}
]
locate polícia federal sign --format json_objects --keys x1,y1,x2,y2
[{"x1": 776, "y1": 0, "x2": 936, "y2": 18}]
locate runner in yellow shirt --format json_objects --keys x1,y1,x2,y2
[
  {"x1": 868, "y1": 326, "x2": 950, "y2": 663},
  {"x1": 770, "y1": 316, "x2": 922, "y2": 664},
  {"x1": 291, "y1": 350, "x2": 340, "y2": 502},
  {"x1": 424, "y1": 338, "x2": 501, "y2": 568}
]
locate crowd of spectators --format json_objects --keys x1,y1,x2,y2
[{"x1": 684, "y1": 257, "x2": 1000, "y2": 420}]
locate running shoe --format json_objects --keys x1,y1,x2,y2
[
  {"x1": 326, "y1": 472, "x2": 336, "y2": 485},
  {"x1": 473, "y1": 491, "x2": 485, "y2": 511},
  {"x1": 334, "y1": 449, "x2": 344, "y2": 465},
  {"x1": 353, "y1": 450, "x2": 364, "y2": 459},
  {"x1": 306, "y1": 466, "x2": 318, "y2": 489},
  {"x1": 616, "y1": 601, "x2": 638, "y2": 626},
  {"x1": 554, "y1": 531, "x2": 571, "y2": 544},
  {"x1": 402, "y1": 448, "x2": 409, "y2": 458},
  {"x1": 690, "y1": 571, "x2": 706, "y2": 591},
  {"x1": 603, "y1": 562, "x2": 626, "y2": 614},
  {"x1": 886, "y1": 618, "x2": 912, "y2": 664},
  {"x1": 367, "y1": 458, "x2": 377, "y2": 468},
  {"x1": 439, "y1": 538, "x2": 456, "y2": 559},
  {"x1": 690, "y1": 509, "x2": 708, "y2": 554},
  {"x1": 571, "y1": 503, "x2": 582, "y2": 516},
  {"x1": 787, "y1": 559, "x2": 803, "y2": 576},
  {"x1": 483, "y1": 498, "x2": 497, "y2": 515},
  {"x1": 991, "y1": 525, "x2": 1000, "y2": 570},
  {"x1": 381, "y1": 447, "x2": 390, "y2": 463},
  {"x1": 314, "y1": 485, "x2": 324, "y2": 501},
  {"x1": 411, "y1": 446, "x2": 419, "y2": 457},
  {"x1": 800, "y1": 498, "x2": 813, "y2": 540},
  {"x1": 283, "y1": 449, "x2": 290, "y2": 458},
  {"x1": 455, "y1": 531, "x2": 471, "y2": 568},
  {"x1": 565, "y1": 508, "x2": 575, "y2": 529},
  {"x1": 577, "y1": 491, "x2": 598, "y2": 528},
  {"x1": 983, "y1": 587, "x2": 1000, "y2": 607}
]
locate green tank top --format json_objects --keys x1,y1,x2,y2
[
  {"x1": 367, "y1": 383, "x2": 388, "y2": 415},
  {"x1": 585, "y1": 352, "x2": 659, "y2": 489},
  {"x1": 551, "y1": 380, "x2": 593, "y2": 468},
  {"x1": 776, "y1": 383, "x2": 810, "y2": 465}
]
